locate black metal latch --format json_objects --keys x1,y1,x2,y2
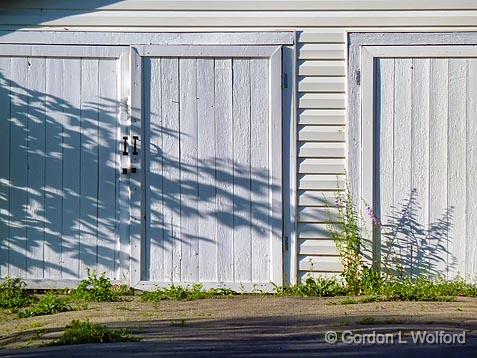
[{"x1": 122, "y1": 135, "x2": 139, "y2": 174}]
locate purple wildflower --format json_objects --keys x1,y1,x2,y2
[{"x1": 366, "y1": 205, "x2": 380, "y2": 226}]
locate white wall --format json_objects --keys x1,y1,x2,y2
[{"x1": 2, "y1": 0, "x2": 477, "y2": 283}]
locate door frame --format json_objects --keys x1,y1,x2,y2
[
  {"x1": 129, "y1": 44, "x2": 284, "y2": 290},
  {"x1": 347, "y1": 32, "x2": 477, "y2": 266}
]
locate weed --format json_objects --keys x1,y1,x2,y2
[
  {"x1": 18, "y1": 294, "x2": 71, "y2": 318},
  {"x1": 141, "y1": 284, "x2": 236, "y2": 302},
  {"x1": 71, "y1": 270, "x2": 119, "y2": 302},
  {"x1": 357, "y1": 317, "x2": 377, "y2": 325},
  {"x1": 51, "y1": 320, "x2": 138, "y2": 345},
  {"x1": 0, "y1": 278, "x2": 35, "y2": 309},
  {"x1": 275, "y1": 277, "x2": 346, "y2": 297},
  {"x1": 112, "y1": 284, "x2": 135, "y2": 296}
]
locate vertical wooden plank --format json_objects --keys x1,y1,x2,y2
[
  {"x1": 269, "y1": 48, "x2": 283, "y2": 285},
  {"x1": 161, "y1": 58, "x2": 180, "y2": 283},
  {"x1": 0, "y1": 58, "x2": 11, "y2": 278},
  {"x1": 44, "y1": 58, "x2": 63, "y2": 279},
  {"x1": 215, "y1": 59, "x2": 234, "y2": 282},
  {"x1": 26, "y1": 57, "x2": 46, "y2": 279},
  {"x1": 61, "y1": 58, "x2": 81, "y2": 279},
  {"x1": 197, "y1": 58, "x2": 217, "y2": 282},
  {"x1": 79, "y1": 58, "x2": 99, "y2": 277},
  {"x1": 448, "y1": 59, "x2": 467, "y2": 279},
  {"x1": 232, "y1": 59, "x2": 252, "y2": 283},
  {"x1": 250, "y1": 58, "x2": 269, "y2": 283},
  {"x1": 97, "y1": 58, "x2": 118, "y2": 279},
  {"x1": 144, "y1": 57, "x2": 164, "y2": 282},
  {"x1": 129, "y1": 49, "x2": 143, "y2": 285},
  {"x1": 180, "y1": 58, "x2": 199, "y2": 282},
  {"x1": 411, "y1": 58, "x2": 430, "y2": 275},
  {"x1": 393, "y1": 58, "x2": 412, "y2": 277},
  {"x1": 375, "y1": 58, "x2": 394, "y2": 270},
  {"x1": 467, "y1": 59, "x2": 477, "y2": 278},
  {"x1": 428, "y1": 59, "x2": 449, "y2": 278},
  {"x1": 9, "y1": 57, "x2": 29, "y2": 278},
  {"x1": 118, "y1": 49, "x2": 130, "y2": 282}
]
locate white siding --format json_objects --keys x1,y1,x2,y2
[{"x1": 2, "y1": 0, "x2": 477, "y2": 282}]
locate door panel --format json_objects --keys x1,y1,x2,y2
[
  {"x1": 0, "y1": 46, "x2": 127, "y2": 282},
  {"x1": 359, "y1": 46, "x2": 477, "y2": 280},
  {"x1": 135, "y1": 46, "x2": 283, "y2": 288}
]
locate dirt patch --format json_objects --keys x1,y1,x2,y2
[{"x1": 1, "y1": 295, "x2": 477, "y2": 349}]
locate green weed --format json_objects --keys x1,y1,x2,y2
[
  {"x1": 141, "y1": 284, "x2": 236, "y2": 302},
  {"x1": 275, "y1": 277, "x2": 346, "y2": 297},
  {"x1": 0, "y1": 277, "x2": 35, "y2": 309},
  {"x1": 51, "y1": 320, "x2": 138, "y2": 345},
  {"x1": 71, "y1": 270, "x2": 119, "y2": 302},
  {"x1": 18, "y1": 293, "x2": 71, "y2": 318}
]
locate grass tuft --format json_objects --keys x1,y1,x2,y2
[
  {"x1": 71, "y1": 270, "x2": 119, "y2": 302},
  {"x1": 52, "y1": 320, "x2": 138, "y2": 345}
]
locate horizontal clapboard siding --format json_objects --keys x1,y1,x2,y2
[{"x1": 7, "y1": 1, "x2": 477, "y2": 11}]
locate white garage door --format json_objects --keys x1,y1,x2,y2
[
  {"x1": 129, "y1": 46, "x2": 283, "y2": 290},
  {"x1": 0, "y1": 45, "x2": 129, "y2": 283},
  {"x1": 355, "y1": 45, "x2": 477, "y2": 280}
]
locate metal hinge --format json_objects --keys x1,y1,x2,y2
[
  {"x1": 356, "y1": 69, "x2": 361, "y2": 86},
  {"x1": 282, "y1": 73, "x2": 288, "y2": 89}
]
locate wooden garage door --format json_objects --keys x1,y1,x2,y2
[
  {"x1": 0, "y1": 45, "x2": 129, "y2": 284},
  {"x1": 130, "y1": 46, "x2": 283, "y2": 290},
  {"x1": 358, "y1": 46, "x2": 477, "y2": 280}
]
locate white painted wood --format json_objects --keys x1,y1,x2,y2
[
  {"x1": 298, "y1": 142, "x2": 345, "y2": 158},
  {"x1": 298, "y1": 29, "x2": 345, "y2": 43},
  {"x1": 447, "y1": 59, "x2": 467, "y2": 279},
  {"x1": 97, "y1": 58, "x2": 118, "y2": 279},
  {"x1": 79, "y1": 58, "x2": 99, "y2": 277},
  {"x1": 129, "y1": 48, "x2": 143, "y2": 285},
  {"x1": 298, "y1": 239, "x2": 339, "y2": 256},
  {"x1": 363, "y1": 45, "x2": 477, "y2": 58},
  {"x1": 214, "y1": 58, "x2": 234, "y2": 283},
  {"x1": 298, "y1": 109, "x2": 345, "y2": 125},
  {"x1": 0, "y1": 31, "x2": 294, "y2": 45},
  {"x1": 298, "y1": 44, "x2": 345, "y2": 60},
  {"x1": 298, "y1": 255, "x2": 343, "y2": 272},
  {"x1": 298, "y1": 126, "x2": 345, "y2": 142},
  {"x1": 159, "y1": 57, "x2": 181, "y2": 283},
  {"x1": 428, "y1": 58, "x2": 449, "y2": 277},
  {"x1": 298, "y1": 60, "x2": 345, "y2": 76},
  {"x1": 60, "y1": 58, "x2": 81, "y2": 279},
  {"x1": 298, "y1": 207, "x2": 340, "y2": 223},
  {"x1": 467, "y1": 59, "x2": 477, "y2": 278},
  {"x1": 197, "y1": 58, "x2": 217, "y2": 282},
  {"x1": 232, "y1": 58, "x2": 252, "y2": 283},
  {"x1": 179, "y1": 58, "x2": 199, "y2": 282},
  {"x1": 0, "y1": 45, "x2": 126, "y2": 58},
  {"x1": 9, "y1": 57, "x2": 29, "y2": 278},
  {"x1": 298, "y1": 191, "x2": 337, "y2": 207},
  {"x1": 298, "y1": 93, "x2": 345, "y2": 109},
  {"x1": 144, "y1": 57, "x2": 163, "y2": 282},
  {"x1": 298, "y1": 223, "x2": 341, "y2": 239},
  {"x1": 298, "y1": 158, "x2": 345, "y2": 174},
  {"x1": 0, "y1": 58, "x2": 11, "y2": 279},
  {"x1": 299, "y1": 175, "x2": 345, "y2": 190},
  {"x1": 137, "y1": 45, "x2": 279, "y2": 58},
  {"x1": 298, "y1": 77, "x2": 345, "y2": 93},
  {"x1": 44, "y1": 58, "x2": 64, "y2": 280},
  {"x1": 25, "y1": 57, "x2": 45, "y2": 280},
  {"x1": 269, "y1": 47, "x2": 283, "y2": 285},
  {"x1": 9, "y1": 0, "x2": 477, "y2": 11},
  {"x1": 250, "y1": 58, "x2": 270, "y2": 283}
]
